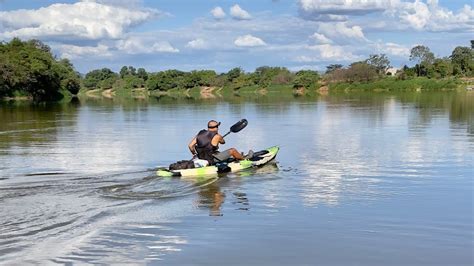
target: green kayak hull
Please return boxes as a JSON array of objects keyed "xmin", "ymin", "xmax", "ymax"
[{"xmin": 157, "ymin": 146, "xmax": 279, "ymax": 177}]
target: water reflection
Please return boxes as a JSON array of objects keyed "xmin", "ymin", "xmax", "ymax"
[
  {"xmin": 1, "ymin": 91, "xmax": 472, "ymax": 265},
  {"xmin": 195, "ymin": 181, "xmax": 226, "ymax": 216}
]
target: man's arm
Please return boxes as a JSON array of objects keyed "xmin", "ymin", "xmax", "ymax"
[
  {"xmin": 211, "ymin": 134, "xmax": 225, "ymax": 147},
  {"xmin": 188, "ymin": 137, "xmax": 197, "ymax": 155}
]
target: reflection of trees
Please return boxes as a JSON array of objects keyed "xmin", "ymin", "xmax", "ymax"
[
  {"xmin": 448, "ymin": 92, "xmax": 473, "ymax": 134},
  {"xmin": 323, "ymin": 91, "xmax": 473, "ymax": 135},
  {"xmin": 0, "ymin": 102, "xmax": 78, "ymax": 150},
  {"xmin": 397, "ymin": 91, "xmax": 473, "ymax": 134}
]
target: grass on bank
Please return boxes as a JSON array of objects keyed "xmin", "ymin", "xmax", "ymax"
[
  {"xmin": 329, "ymin": 77, "xmax": 461, "ymax": 92},
  {"xmin": 71, "ymin": 77, "xmax": 468, "ymax": 101}
]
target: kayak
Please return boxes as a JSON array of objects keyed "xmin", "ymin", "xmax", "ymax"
[{"xmin": 157, "ymin": 146, "xmax": 279, "ymax": 177}]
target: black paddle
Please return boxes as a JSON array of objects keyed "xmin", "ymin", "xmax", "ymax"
[{"xmin": 222, "ymin": 119, "xmax": 248, "ymax": 138}]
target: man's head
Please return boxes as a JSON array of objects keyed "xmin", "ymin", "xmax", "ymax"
[{"xmin": 207, "ymin": 120, "xmax": 221, "ymax": 131}]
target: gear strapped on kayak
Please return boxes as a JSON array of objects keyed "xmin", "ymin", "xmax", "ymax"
[{"xmin": 159, "ymin": 146, "xmax": 279, "ymax": 177}]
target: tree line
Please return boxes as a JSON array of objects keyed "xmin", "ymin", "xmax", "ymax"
[
  {"xmin": 325, "ymin": 42, "xmax": 474, "ymax": 83},
  {"xmin": 83, "ymin": 65, "xmax": 320, "ymax": 92},
  {"xmin": 0, "ymin": 38, "xmax": 472, "ymax": 101},
  {"xmin": 0, "ymin": 38, "xmax": 81, "ymax": 101}
]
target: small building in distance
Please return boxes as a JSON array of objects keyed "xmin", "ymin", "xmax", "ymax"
[{"xmin": 385, "ymin": 67, "xmax": 400, "ymax": 76}]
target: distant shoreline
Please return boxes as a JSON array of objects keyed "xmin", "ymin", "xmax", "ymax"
[{"xmin": 2, "ymin": 77, "xmax": 473, "ymax": 103}]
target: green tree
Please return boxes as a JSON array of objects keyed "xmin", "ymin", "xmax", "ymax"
[
  {"xmin": 325, "ymin": 64, "xmax": 343, "ymax": 74},
  {"xmin": 123, "ymin": 75, "xmax": 144, "ymax": 89},
  {"xmin": 346, "ymin": 62, "xmax": 378, "ymax": 82},
  {"xmin": 119, "ymin": 66, "xmax": 128, "ymax": 78},
  {"xmin": 227, "ymin": 67, "xmax": 242, "ymax": 82},
  {"xmin": 55, "ymin": 59, "xmax": 81, "ymax": 94},
  {"xmin": 146, "ymin": 70, "xmax": 185, "ymax": 91},
  {"xmin": 83, "ymin": 68, "xmax": 117, "ymax": 89},
  {"xmin": 450, "ymin": 46, "xmax": 473, "ymax": 76},
  {"xmin": 410, "ymin": 45, "xmax": 435, "ymax": 65},
  {"xmin": 137, "ymin": 68, "xmax": 148, "ymax": 81},
  {"xmin": 398, "ymin": 65, "xmax": 416, "ymax": 80},
  {"xmin": 0, "ymin": 38, "xmax": 79, "ymax": 101},
  {"xmin": 432, "ymin": 58, "xmax": 452, "ymax": 78},
  {"xmin": 410, "ymin": 45, "xmax": 435, "ymax": 76},
  {"xmin": 365, "ymin": 54, "xmax": 391, "ymax": 75},
  {"xmin": 292, "ymin": 70, "xmax": 319, "ymax": 89}
]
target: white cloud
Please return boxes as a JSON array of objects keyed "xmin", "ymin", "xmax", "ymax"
[
  {"xmin": 298, "ymin": 0, "xmax": 474, "ymax": 32},
  {"xmin": 310, "ymin": 33, "xmax": 332, "ymax": 44},
  {"xmin": 398, "ymin": 0, "xmax": 431, "ymax": 30},
  {"xmin": 374, "ymin": 42, "xmax": 410, "ymax": 57},
  {"xmin": 186, "ymin": 38, "xmax": 208, "ymax": 49},
  {"xmin": 83, "ymin": 0, "xmax": 144, "ymax": 8},
  {"xmin": 317, "ymin": 22, "xmax": 367, "ymax": 44},
  {"xmin": 57, "ymin": 43, "xmax": 112, "ymax": 59},
  {"xmin": 234, "ymin": 34, "xmax": 266, "ymax": 47},
  {"xmin": 395, "ymin": 0, "xmax": 474, "ymax": 31},
  {"xmin": 298, "ymin": 0, "xmax": 392, "ymax": 19},
  {"xmin": 117, "ymin": 36, "xmax": 179, "ymax": 54},
  {"xmin": 0, "ymin": 1, "xmax": 161, "ymax": 40},
  {"xmin": 303, "ymin": 44, "xmax": 358, "ymax": 61},
  {"xmin": 230, "ymin": 5, "xmax": 252, "ymax": 20},
  {"xmin": 211, "ymin": 6, "xmax": 226, "ymax": 19}
]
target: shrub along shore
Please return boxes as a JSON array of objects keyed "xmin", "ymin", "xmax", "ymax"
[{"xmin": 1, "ymin": 38, "xmax": 473, "ymax": 102}]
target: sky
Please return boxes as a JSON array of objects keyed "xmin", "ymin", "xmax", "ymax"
[{"xmin": 0, "ymin": 0, "xmax": 472, "ymax": 73}]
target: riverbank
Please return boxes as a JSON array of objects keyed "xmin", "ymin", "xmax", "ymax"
[
  {"xmin": 2, "ymin": 77, "xmax": 472, "ymax": 103},
  {"xmin": 76, "ymin": 77, "xmax": 471, "ymax": 100}
]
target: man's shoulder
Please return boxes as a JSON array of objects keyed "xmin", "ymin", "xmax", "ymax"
[{"xmin": 197, "ymin": 129, "xmax": 207, "ymax": 135}]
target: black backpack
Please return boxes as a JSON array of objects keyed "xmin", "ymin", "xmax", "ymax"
[{"xmin": 169, "ymin": 160, "xmax": 195, "ymax": 170}]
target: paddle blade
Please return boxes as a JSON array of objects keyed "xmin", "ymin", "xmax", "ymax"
[{"xmin": 230, "ymin": 119, "xmax": 248, "ymax": 133}]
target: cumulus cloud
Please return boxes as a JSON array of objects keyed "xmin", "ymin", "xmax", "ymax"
[
  {"xmin": 300, "ymin": 44, "xmax": 358, "ymax": 61},
  {"xmin": 211, "ymin": 6, "xmax": 226, "ymax": 19},
  {"xmin": 298, "ymin": 0, "xmax": 474, "ymax": 32},
  {"xmin": 0, "ymin": 1, "xmax": 161, "ymax": 40},
  {"xmin": 395, "ymin": 0, "xmax": 474, "ymax": 31},
  {"xmin": 57, "ymin": 43, "xmax": 112, "ymax": 59},
  {"xmin": 117, "ymin": 36, "xmax": 179, "ymax": 54},
  {"xmin": 186, "ymin": 38, "xmax": 208, "ymax": 49},
  {"xmin": 374, "ymin": 42, "xmax": 410, "ymax": 57},
  {"xmin": 310, "ymin": 33, "xmax": 332, "ymax": 44},
  {"xmin": 234, "ymin": 34, "xmax": 266, "ymax": 47},
  {"xmin": 317, "ymin": 22, "xmax": 367, "ymax": 44},
  {"xmin": 230, "ymin": 5, "xmax": 252, "ymax": 20},
  {"xmin": 298, "ymin": 0, "xmax": 391, "ymax": 20}
]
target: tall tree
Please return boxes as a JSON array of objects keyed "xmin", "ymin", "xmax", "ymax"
[
  {"xmin": 326, "ymin": 64, "xmax": 343, "ymax": 74},
  {"xmin": 119, "ymin": 66, "xmax": 128, "ymax": 78},
  {"xmin": 0, "ymin": 38, "xmax": 80, "ymax": 100},
  {"xmin": 410, "ymin": 45, "xmax": 435, "ymax": 65},
  {"xmin": 137, "ymin": 68, "xmax": 148, "ymax": 81},
  {"xmin": 227, "ymin": 67, "xmax": 242, "ymax": 82},
  {"xmin": 409, "ymin": 45, "xmax": 435, "ymax": 76},
  {"xmin": 450, "ymin": 46, "xmax": 473, "ymax": 76},
  {"xmin": 365, "ymin": 54, "xmax": 391, "ymax": 75}
]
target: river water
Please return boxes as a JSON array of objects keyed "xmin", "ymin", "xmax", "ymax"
[{"xmin": 0, "ymin": 92, "xmax": 473, "ymax": 265}]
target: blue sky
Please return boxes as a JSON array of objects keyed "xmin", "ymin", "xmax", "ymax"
[{"xmin": 0, "ymin": 0, "xmax": 472, "ymax": 73}]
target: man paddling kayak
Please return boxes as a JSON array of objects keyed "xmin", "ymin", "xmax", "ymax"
[{"xmin": 188, "ymin": 120, "xmax": 251, "ymax": 164}]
